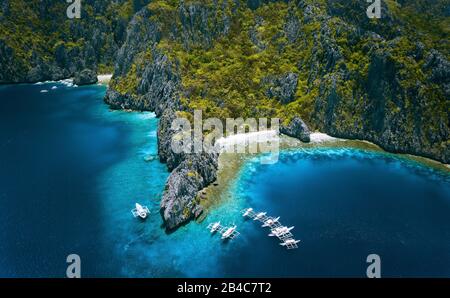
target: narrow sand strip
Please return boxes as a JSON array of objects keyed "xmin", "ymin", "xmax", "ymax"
[
  {"xmin": 97, "ymin": 74, "xmax": 112, "ymax": 85},
  {"xmin": 309, "ymin": 132, "xmax": 337, "ymax": 143},
  {"xmin": 216, "ymin": 130, "xmax": 279, "ymax": 152}
]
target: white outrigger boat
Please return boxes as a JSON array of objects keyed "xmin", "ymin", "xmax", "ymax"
[
  {"xmin": 241, "ymin": 206, "xmax": 300, "ymax": 249},
  {"xmin": 207, "ymin": 222, "xmax": 240, "ymax": 240},
  {"xmin": 262, "ymin": 217, "xmax": 280, "ymax": 227},
  {"xmin": 221, "ymin": 225, "xmax": 238, "ymax": 240},
  {"xmin": 280, "ymin": 239, "xmax": 300, "ymax": 249},
  {"xmin": 253, "ymin": 212, "xmax": 266, "ymax": 220},
  {"xmin": 269, "ymin": 226, "xmax": 294, "ymax": 237},
  {"xmin": 131, "ymin": 203, "xmax": 150, "ymax": 219},
  {"xmin": 242, "ymin": 208, "xmax": 253, "ymax": 217},
  {"xmin": 209, "ymin": 221, "xmax": 221, "ymax": 233}
]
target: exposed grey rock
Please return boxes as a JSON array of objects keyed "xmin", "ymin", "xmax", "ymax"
[
  {"xmin": 104, "ymin": 3, "xmax": 229, "ymax": 231},
  {"xmin": 27, "ymin": 64, "xmax": 47, "ymax": 83},
  {"xmin": 73, "ymin": 69, "xmax": 98, "ymax": 85},
  {"xmin": 263, "ymin": 72, "xmax": 299, "ymax": 104},
  {"xmin": 249, "ymin": 26, "xmax": 266, "ymax": 51},
  {"xmin": 311, "ymin": 43, "xmax": 449, "ymax": 164},
  {"xmin": 160, "ymin": 152, "xmax": 218, "ymax": 231},
  {"xmin": 157, "ymin": 107, "xmax": 219, "ymax": 231},
  {"xmin": 114, "ymin": 7, "xmax": 161, "ymax": 77},
  {"xmin": 281, "ymin": 116, "xmax": 311, "ymax": 142},
  {"xmin": 157, "ymin": 109, "xmax": 186, "ymax": 170},
  {"xmin": 178, "ymin": 0, "xmax": 233, "ymax": 49},
  {"xmin": 413, "ymin": 42, "xmax": 425, "ymax": 60},
  {"xmin": 326, "ymin": 0, "xmax": 399, "ymax": 39},
  {"xmin": 284, "ymin": 7, "xmax": 300, "ymax": 43},
  {"xmin": 49, "ymin": 64, "xmax": 66, "ymax": 81},
  {"xmin": 138, "ymin": 49, "xmax": 182, "ymax": 116},
  {"xmin": 320, "ymin": 21, "xmax": 343, "ymax": 71},
  {"xmin": 423, "ymin": 49, "xmax": 450, "ymax": 85},
  {"xmin": 104, "ymin": 88, "xmax": 136, "ymax": 109},
  {"xmin": 102, "ymin": 0, "xmax": 449, "ymax": 233}
]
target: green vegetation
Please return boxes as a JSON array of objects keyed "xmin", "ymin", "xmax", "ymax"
[
  {"xmin": 132, "ymin": 0, "xmax": 446, "ymax": 127},
  {"xmin": 0, "ymin": 0, "xmax": 141, "ymax": 77},
  {"xmin": 152, "ymin": 1, "xmax": 311, "ymax": 122}
]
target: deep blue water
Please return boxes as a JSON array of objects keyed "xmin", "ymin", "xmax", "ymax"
[
  {"xmin": 226, "ymin": 150, "xmax": 450, "ymax": 277},
  {"xmin": 0, "ymin": 84, "xmax": 449, "ymax": 277}
]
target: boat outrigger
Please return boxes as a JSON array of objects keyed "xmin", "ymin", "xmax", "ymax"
[
  {"xmin": 131, "ymin": 203, "xmax": 150, "ymax": 219},
  {"xmin": 269, "ymin": 226, "xmax": 294, "ymax": 237},
  {"xmin": 221, "ymin": 225, "xmax": 237, "ymax": 240},
  {"xmin": 243, "ymin": 208, "xmax": 253, "ymax": 217},
  {"xmin": 241, "ymin": 207, "xmax": 300, "ymax": 249},
  {"xmin": 206, "ymin": 222, "xmax": 240, "ymax": 240},
  {"xmin": 280, "ymin": 239, "xmax": 300, "ymax": 249},
  {"xmin": 209, "ymin": 221, "xmax": 221, "ymax": 233},
  {"xmin": 254, "ymin": 212, "xmax": 267, "ymax": 220},
  {"xmin": 262, "ymin": 217, "xmax": 280, "ymax": 227}
]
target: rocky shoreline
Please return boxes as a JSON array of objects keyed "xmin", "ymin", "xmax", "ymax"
[{"xmin": 105, "ymin": 88, "xmax": 219, "ymax": 231}]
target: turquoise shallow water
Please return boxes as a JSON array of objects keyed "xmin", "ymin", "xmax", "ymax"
[{"xmin": 0, "ymin": 84, "xmax": 449, "ymax": 277}]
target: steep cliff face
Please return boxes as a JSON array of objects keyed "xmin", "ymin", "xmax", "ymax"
[
  {"xmin": 0, "ymin": 0, "xmax": 146, "ymax": 83},
  {"xmin": 305, "ymin": 0, "xmax": 449, "ymax": 163},
  {"xmin": 104, "ymin": 3, "xmax": 223, "ymax": 230}
]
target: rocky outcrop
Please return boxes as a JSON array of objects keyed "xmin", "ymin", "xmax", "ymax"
[
  {"xmin": 423, "ymin": 49, "xmax": 450, "ymax": 97},
  {"xmin": 25, "ymin": 61, "xmax": 68, "ymax": 83},
  {"xmin": 0, "ymin": 0, "xmax": 446, "ymax": 235},
  {"xmin": 73, "ymin": 69, "xmax": 98, "ymax": 85},
  {"xmin": 157, "ymin": 109, "xmax": 185, "ymax": 170},
  {"xmin": 113, "ymin": 8, "xmax": 161, "ymax": 78},
  {"xmin": 281, "ymin": 117, "xmax": 311, "ymax": 142},
  {"xmin": 138, "ymin": 50, "xmax": 182, "ymax": 115},
  {"xmin": 156, "ymin": 107, "xmax": 218, "ymax": 230},
  {"xmin": 263, "ymin": 72, "xmax": 299, "ymax": 104},
  {"xmin": 0, "ymin": 40, "xmax": 26, "ymax": 83},
  {"xmin": 177, "ymin": 0, "xmax": 232, "ymax": 49},
  {"xmin": 160, "ymin": 152, "xmax": 218, "ymax": 230},
  {"xmin": 309, "ymin": 38, "xmax": 450, "ymax": 163},
  {"xmin": 104, "ymin": 5, "xmax": 220, "ymax": 231},
  {"xmin": 104, "ymin": 89, "xmax": 136, "ymax": 110}
]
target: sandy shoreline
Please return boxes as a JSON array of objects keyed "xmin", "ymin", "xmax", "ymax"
[
  {"xmin": 97, "ymin": 74, "xmax": 112, "ymax": 85},
  {"xmin": 33, "ymin": 74, "xmax": 113, "ymax": 86}
]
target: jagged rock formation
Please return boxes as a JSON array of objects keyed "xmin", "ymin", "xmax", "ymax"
[
  {"xmin": 161, "ymin": 152, "xmax": 218, "ymax": 230},
  {"xmin": 263, "ymin": 72, "xmax": 299, "ymax": 104},
  {"xmin": 73, "ymin": 69, "xmax": 98, "ymax": 85},
  {"xmin": 281, "ymin": 116, "xmax": 311, "ymax": 142},
  {"xmin": 105, "ymin": 4, "xmax": 222, "ymax": 230}
]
